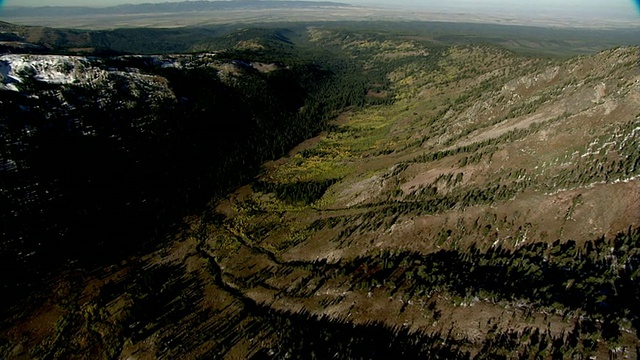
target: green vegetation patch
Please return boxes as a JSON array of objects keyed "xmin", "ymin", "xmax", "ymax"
[{"xmin": 253, "ymin": 178, "xmax": 340, "ymax": 205}]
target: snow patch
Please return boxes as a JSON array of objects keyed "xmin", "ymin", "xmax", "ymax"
[{"xmin": 0, "ymin": 54, "xmax": 93, "ymax": 90}]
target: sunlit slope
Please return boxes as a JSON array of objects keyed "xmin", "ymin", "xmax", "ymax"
[
  {"xmin": 190, "ymin": 34, "xmax": 639, "ymax": 356},
  {"xmin": 236, "ymin": 40, "xmax": 639, "ymax": 260}
]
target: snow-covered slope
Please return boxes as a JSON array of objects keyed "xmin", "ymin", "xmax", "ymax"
[
  {"xmin": 0, "ymin": 53, "xmax": 193, "ymax": 92},
  {"xmin": 0, "ymin": 54, "xmax": 96, "ymax": 90}
]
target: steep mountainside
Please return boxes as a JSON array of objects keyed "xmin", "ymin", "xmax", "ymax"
[
  {"xmin": 1, "ymin": 25, "xmax": 639, "ymax": 359},
  {"xmin": 173, "ymin": 40, "xmax": 639, "ymax": 358},
  {"xmin": 0, "ymin": 34, "xmax": 374, "ymax": 322}
]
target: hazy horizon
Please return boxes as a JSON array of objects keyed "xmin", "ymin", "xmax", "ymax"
[{"xmin": 4, "ymin": 0, "xmax": 639, "ymax": 16}]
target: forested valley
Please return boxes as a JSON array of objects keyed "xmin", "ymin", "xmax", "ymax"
[{"xmin": 1, "ymin": 21, "xmax": 639, "ymax": 358}]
